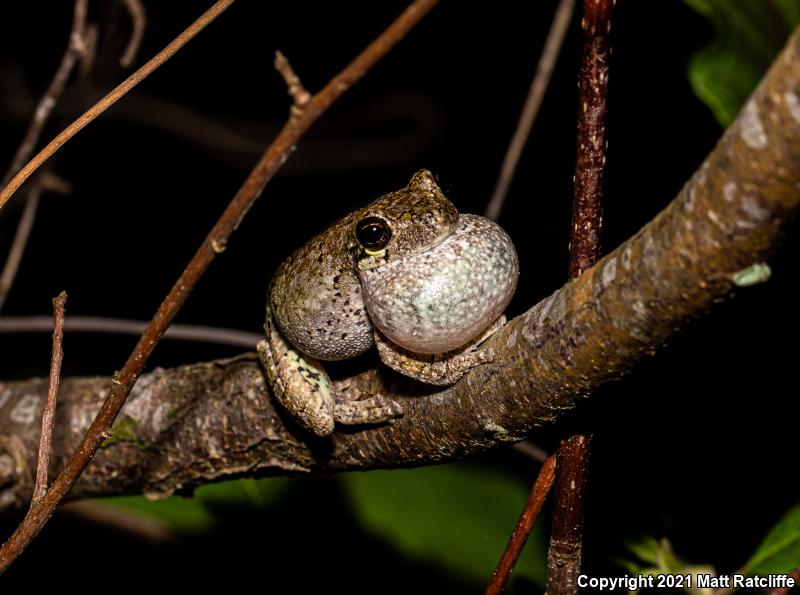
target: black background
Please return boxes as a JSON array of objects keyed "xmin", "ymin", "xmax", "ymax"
[{"xmin": 0, "ymin": 1, "xmax": 797, "ymax": 592}]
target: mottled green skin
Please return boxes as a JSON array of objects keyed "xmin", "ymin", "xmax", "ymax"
[{"xmin": 269, "ymin": 170, "xmax": 458, "ymax": 361}]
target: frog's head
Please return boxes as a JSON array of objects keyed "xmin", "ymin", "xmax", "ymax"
[{"xmin": 355, "ymin": 170, "xmax": 459, "ymax": 271}]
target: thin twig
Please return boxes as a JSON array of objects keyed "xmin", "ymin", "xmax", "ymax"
[
  {"xmin": 275, "ymin": 51, "xmax": 311, "ymax": 113},
  {"xmin": 0, "ymin": 0, "xmax": 88, "ymax": 191},
  {"xmin": 485, "ymin": 0, "xmax": 576, "ymax": 221},
  {"xmin": 486, "ymin": 455, "xmax": 557, "ymax": 595},
  {"xmin": 120, "ymin": 0, "xmax": 147, "ymax": 68},
  {"xmin": 31, "ymin": 292, "xmax": 67, "ymax": 505},
  {"xmin": 0, "ymin": 0, "xmax": 438, "ymax": 573},
  {"xmin": 511, "ymin": 441, "xmax": 548, "ymax": 463},
  {"xmin": 0, "ymin": 315, "xmax": 261, "ymax": 349},
  {"xmin": 547, "ymin": 1, "xmax": 613, "ymax": 594},
  {"xmin": 0, "ymin": 0, "xmax": 87, "ymax": 312},
  {"xmin": 0, "ymin": 0, "xmax": 235, "ymax": 212},
  {"xmin": 567, "ymin": 0, "xmax": 612, "ymax": 279},
  {"xmin": 0, "ymin": 186, "xmax": 42, "ymax": 312},
  {"xmin": 61, "ymin": 501, "xmax": 176, "ymax": 542},
  {"xmin": 547, "ymin": 435, "xmax": 592, "ymax": 594}
]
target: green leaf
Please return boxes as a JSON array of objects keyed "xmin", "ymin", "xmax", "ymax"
[
  {"xmin": 742, "ymin": 502, "xmax": 800, "ymax": 575},
  {"xmin": 624, "ymin": 535, "xmax": 663, "ymax": 566},
  {"xmin": 342, "ymin": 462, "xmax": 548, "ymax": 587},
  {"xmin": 684, "ymin": 0, "xmax": 800, "ymax": 125}
]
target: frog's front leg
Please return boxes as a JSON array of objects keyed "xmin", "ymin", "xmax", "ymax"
[
  {"xmin": 259, "ymin": 315, "xmax": 403, "ymax": 437},
  {"xmin": 375, "ymin": 315, "xmax": 506, "ymax": 386},
  {"xmin": 258, "ymin": 316, "xmax": 336, "ymax": 437}
]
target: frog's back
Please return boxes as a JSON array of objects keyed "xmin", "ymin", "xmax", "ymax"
[{"xmin": 269, "ymin": 216, "xmax": 375, "ymax": 361}]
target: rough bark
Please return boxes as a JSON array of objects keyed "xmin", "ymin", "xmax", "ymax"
[{"xmin": 2, "ymin": 26, "xmax": 800, "ymax": 509}]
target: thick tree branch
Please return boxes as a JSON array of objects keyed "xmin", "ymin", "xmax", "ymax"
[{"xmin": 1, "ymin": 21, "xmax": 800, "ymax": 509}]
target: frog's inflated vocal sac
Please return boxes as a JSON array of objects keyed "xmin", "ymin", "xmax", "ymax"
[{"xmin": 259, "ymin": 170, "xmax": 519, "ymax": 437}]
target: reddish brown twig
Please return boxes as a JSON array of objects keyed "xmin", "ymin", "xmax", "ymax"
[
  {"xmin": 485, "ymin": 0, "xmax": 576, "ymax": 221},
  {"xmin": 275, "ymin": 51, "xmax": 311, "ymax": 113},
  {"xmin": 567, "ymin": 0, "xmax": 612, "ymax": 279},
  {"xmin": 548, "ymin": 1, "xmax": 613, "ymax": 593},
  {"xmin": 0, "ymin": 0, "xmax": 438, "ymax": 573},
  {"xmin": 0, "ymin": 0, "xmax": 235, "ymax": 211},
  {"xmin": 0, "ymin": 315, "xmax": 261, "ymax": 348},
  {"xmin": 31, "ymin": 292, "xmax": 67, "ymax": 504},
  {"xmin": 547, "ymin": 435, "xmax": 592, "ymax": 594},
  {"xmin": 120, "ymin": 0, "xmax": 147, "ymax": 68},
  {"xmin": 486, "ymin": 455, "xmax": 557, "ymax": 595}
]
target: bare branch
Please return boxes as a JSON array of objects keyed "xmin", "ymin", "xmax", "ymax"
[
  {"xmin": 0, "ymin": 0, "xmax": 88, "ymax": 191},
  {"xmin": 0, "ymin": 185, "xmax": 42, "ymax": 312},
  {"xmin": 120, "ymin": 0, "xmax": 147, "ymax": 68},
  {"xmin": 547, "ymin": 435, "xmax": 592, "ymax": 594},
  {"xmin": 31, "ymin": 292, "xmax": 67, "ymax": 504},
  {"xmin": 0, "ymin": 0, "xmax": 235, "ymax": 211},
  {"xmin": 274, "ymin": 51, "xmax": 311, "ymax": 113},
  {"xmin": 568, "ymin": 0, "xmax": 612, "ymax": 279},
  {"xmin": 486, "ymin": 455, "xmax": 557, "ymax": 594},
  {"xmin": 0, "ymin": 316, "xmax": 261, "ymax": 349},
  {"xmin": 0, "ymin": 0, "xmax": 88, "ymax": 312},
  {"xmin": 485, "ymin": 0, "xmax": 576, "ymax": 221},
  {"xmin": 0, "ymin": 0, "xmax": 439, "ymax": 573}
]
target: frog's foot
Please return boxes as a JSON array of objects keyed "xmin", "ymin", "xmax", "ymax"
[
  {"xmin": 333, "ymin": 394, "xmax": 404, "ymax": 427},
  {"xmin": 374, "ymin": 314, "xmax": 507, "ymax": 386},
  {"xmin": 258, "ymin": 325, "xmax": 336, "ymax": 438}
]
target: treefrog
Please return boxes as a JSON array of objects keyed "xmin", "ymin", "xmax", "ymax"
[{"xmin": 259, "ymin": 170, "xmax": 518, "ymax": 437}]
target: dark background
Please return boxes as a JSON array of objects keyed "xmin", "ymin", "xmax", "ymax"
[{"xmin": 0, "ymin": 0, "xmax": 797, "ymax": 592}]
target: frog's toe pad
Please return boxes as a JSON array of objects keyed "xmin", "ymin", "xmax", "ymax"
[{"xmin": 334, "ymin": 395, "xmax": 403, "ymax": 426}]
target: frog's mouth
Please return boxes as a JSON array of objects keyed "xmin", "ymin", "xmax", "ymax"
[{"xmin": 357, "ymin": 249, "xmax": 389, "ymax": 271}]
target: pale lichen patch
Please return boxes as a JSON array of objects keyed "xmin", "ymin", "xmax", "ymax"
[
  {"xmin": 621, "ymin": 243, "xmax": 633, "ymax": 270},
  {"xmin": 784, "ymin": 87, "xmax": 800, "ymax": 125},
  {"xmin": 684, "ymin": 185, "xmax": 697, "ymax": 212},
  {"xmin": 602, "ymin": 257, "xmax": 617, "ymax": 287},
  {"xmin": 506, "ymin": 328, "xmax": 518, "ymax": 349},
  {"xmin": 741, "ymin": 195, "xmax": 770, "ymax": 223},
  {"xmin": 732, "ymin": 262, "xmax": 772, "ymax": 286},
  {"xmin": 740, "ymin": 101, "xmax": 768, "ymax": 149},
  {"xmin": 707, "ymin": 208, "xmax": 724, "ymax": 230},
  {"xmin": 723, "ymin": 182, "xmax": 737, "ymax": 203}
]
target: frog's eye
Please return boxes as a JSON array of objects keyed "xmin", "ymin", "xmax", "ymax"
[{"xmin": 355, "ymin": 216, "xmax": 392, "ymax": 251}]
